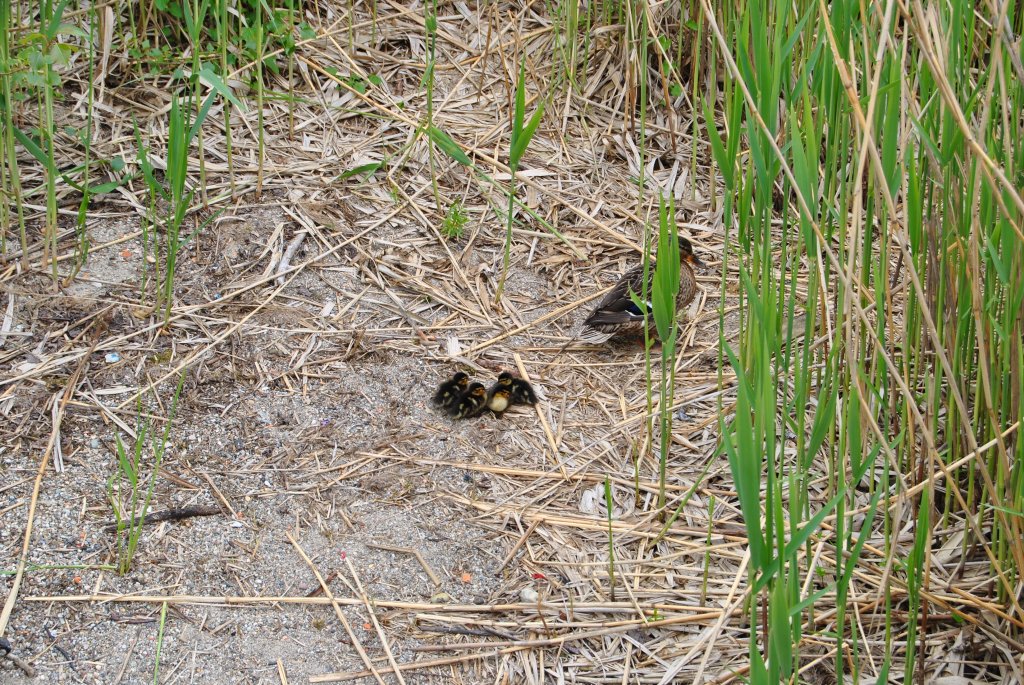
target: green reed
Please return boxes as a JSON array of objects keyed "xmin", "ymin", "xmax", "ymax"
[
  {"xmin": 495, "ymin": 58, "xmax": 545, "ymax": 303},
  {"xmin": 701, "ymin": 0, "xmax": 1024, "ymax": 679}
]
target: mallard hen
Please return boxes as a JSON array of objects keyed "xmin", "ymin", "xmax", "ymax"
[{"xmin": 578, "ymin": 237, "xmax": 704, "ymax": 344}]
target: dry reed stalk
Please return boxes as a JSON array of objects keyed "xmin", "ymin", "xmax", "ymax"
[
  {"xmin": 0, "ymin": 315, "xmax": 108, "ymax": 636},
  {"xmin": 288, "ymin": 532, "xmax": 389, "ymax": 685},
  {"xmin": 26, "ymin": 593, "xmax": 725, "ymax": 617}
]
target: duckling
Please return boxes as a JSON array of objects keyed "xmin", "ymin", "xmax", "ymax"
[
  {"xmin": 486, "ymin": 385, "xmax": 513, "ymax": 416},
  {"xmin": 493, "ymin": 371, "xmax": 515, "ymax": 389},
  {"xmin": 433, "ymin": 371, "xmax": 469, "ymax": 412},
  {"xmin": 578, "ymin": 236, "xmax": 705, "ymax": 344},
  {"xmin": 490, "ymin": 371, "xmax": 537, "ymax": 409},
  {"xmin": 508, "ymin": 377, "xmax": 538, "ymax": 405},
  {"xmin": 451, "ymin": 382, "xmax": 487, "ymax": 418}
]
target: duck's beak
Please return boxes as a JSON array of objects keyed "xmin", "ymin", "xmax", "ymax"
[{"xmin": 684, "ymin": 252, "xmax": 707, "ymax": 269}]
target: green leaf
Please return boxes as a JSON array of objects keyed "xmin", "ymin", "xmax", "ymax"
[
  {"xmin": 510, "ymin": 103, "xmax": 544, "ymax": 168},
  {"xmin": 806, "ymin": 378, "xmax": 836, "ymax": 458},
  {"xmin": 511, "ymin": 60, "xmax": 527, "ymax": 154},
  {"xmin": 188, "ymin": 91, "xmax": 219, "ymax": 145},
  {"xmin": 984, "ymin": 236, "xmax": 1010, "ymax": 284},
  {"xmin": 43, "ymin": 0, "xmax": 71, "ymax": 38},
  {"xmin": 652, "ymin": 196, "xmax": 680, "ymax": 341},
  {"xmin": 198, "ymin": 63, "xmax": 246, "ymax": 111},
  {"xmin": 721, "ymin": 342, "xmax": 767, "ymax": 570},
  {"xmin": 838, "ymin": 487, "xmax": 882, "ymax": 589},
  {"xmin": 336, "ymin": 162, "xmax": 383, "ymax": 181},
  {"xmin": 87, "ymin": 177, "xmax": 133, "ymax": 195},
  {"xmin": 343, "ymin": 75, "xmax": 366, "ymax": 93},
  {"xmin": 12, "ymin": 127, "xmax": 56, "ymax": 175},
  {"xmin": 768, "ymin": 579, "xmax": 793, "ymax": 680},
  {"xmin": 114, "ymin": 434, "xmax": 137, "ymax": 487},
  {"xmin": 748, "ymin": 639, "xmax": 768, "ymax": 682},
  {"xmin": 132, "ymin": 118, "xmax": 168, "ymax": 200},
  {"xmin": 703, "ymin": 102, "xmax": 732, "ymax": 188},
  {"xmin": 54, "ymin": 23, "xmax": 87, "ymax": 39},
  {"xmin": 779, "ymin": 4, "xmax": 813, "ymax": 63},
  {"xmin": 427, "ymin": 126, "xmax": 472, "ymax": 166},
  {"xmin": 180, "ymin": 199, "xmax": 218, "ymax": 247},
  {"xmin": 182, "ymin": 0, "xmax": 195, "ymax": 36}
]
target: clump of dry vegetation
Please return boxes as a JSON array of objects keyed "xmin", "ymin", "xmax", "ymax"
[{"xmin": 1, "ymin": 0, "xmax": 1022, "ymax": 683}]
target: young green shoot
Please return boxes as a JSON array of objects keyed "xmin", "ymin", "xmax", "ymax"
[
  {"xmin": 603, "ymin": 476, "xmax": 616, "ymax": 601},
  {"xmin": 441, "ymin": 201, "xmax": 469, "ymax": 240},
  {"xmin": 66, "ymin": 0, "xmax": 97, "ymax": 284},
  {"xmin": 495, "ymin": 58, "xmax": 545, "ymax": 304},
  {"xmin": 153, "ymin": 601, "xmax": 168, "ymax": 684},
  {"xmin": 650, "ymin": 196, "xmax": 682, "ymax": 514},
  {"xmin": 630, "ymin": 196, "xmax": 682, "ymax": 517},
  {"xmin": 0, "ymin": 0, "xmax": 27, "ymax": 262},
  {"xmin": 107, "ymin": 373, "xmax": 186, "ymax": 575},
  {"xmin": 423, "ymin": 0, "xmax": 443, "ymax": 214},
  {"xmin": 134, "ymin": 92, "xmax": 220, "ymax": 324}
]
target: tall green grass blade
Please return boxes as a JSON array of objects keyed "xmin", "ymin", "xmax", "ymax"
[
  {"xmin": 496, "ymin": 58, "xmax": 545, "ymax": 303},
  {"xmin": 721, "ymin": 342, "xmax": 767, "ymax": 571},
  {"xmin": 603, "ymin": 476, "xmax": 616, "ymax": 600},
  {"xmin": 197, "ymin": 64, "xmax": 245, "ymax": 112},
  {"xmin": 153, "ymin": 601, "xmax": 168, "ymax": 684},
  {"xmin": 767, "ymin": 577, "xmax": 792, "ymax": 681},
  {"xmin": 427, "ymin": 126, "xmax": 472, "ymax": 167},
  {"xmin": 509, "ymin": 105, "xmax": 545, "ymax": 168}
]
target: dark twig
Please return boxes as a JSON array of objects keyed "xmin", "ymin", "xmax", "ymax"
[{"xmin": 103, "ymin": 506, "xmax": 222, "ymax": 533}]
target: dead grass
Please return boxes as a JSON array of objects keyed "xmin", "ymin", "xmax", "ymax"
[{"xmin": 1, "ymin": 1, "xmax": 1019, "ymax": 684}]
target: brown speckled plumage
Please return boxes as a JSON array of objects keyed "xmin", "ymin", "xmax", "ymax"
[{"xmin": 578, "ymin": 237, "xmax": 704, "ymax": 344}]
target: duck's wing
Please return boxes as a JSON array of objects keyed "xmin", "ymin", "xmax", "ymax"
[{"xmin": 580, "ymin": 263, "xmax": 653, "ymax": 332}]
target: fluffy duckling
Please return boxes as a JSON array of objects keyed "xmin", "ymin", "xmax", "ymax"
[
  {"xmin": 486, "ymin": 385, "xmax": 513, "ymax": 416},
  {"xmin": 509, "ymin": 377, "xmax": 538, "ymax": 405},
  {"xmin": 488, "ymin": 371, "xmax": 537, "ymax": 411},
  {"xmin": 578, "ymin": 237, "xmax": 705, "ymax": 344},
  {"xmin": 451, "ymin": 382, "xmax": 487, "ymax": 418},
  {"xmin": 433, "ymin": 371, "xmax": 469, "ymax": 412}
]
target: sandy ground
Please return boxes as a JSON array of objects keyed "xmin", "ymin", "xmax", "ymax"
[
  {"xmin": 0, "ymin": 164, "xmax": 744, "ymax": 684},
  {"xmin": 6, "ymin": 1, "xmax": 1008, "ymax": 682}
]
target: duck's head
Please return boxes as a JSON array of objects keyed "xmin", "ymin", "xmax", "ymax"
[{"xmin": 678, "ymin": 237, "xmax": 706, "ymax": 269}]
